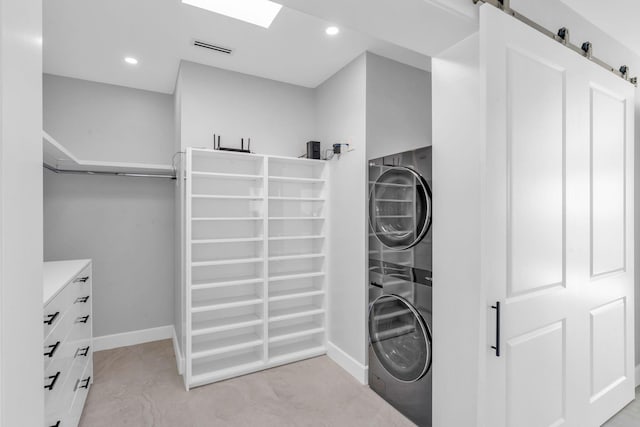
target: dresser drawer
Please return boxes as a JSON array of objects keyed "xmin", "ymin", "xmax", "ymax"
[
  {"xmin": 44, "ymin": 302, "xmax": 91, "ymax": 370},
  {"xmin": 44, "ymin": 267, "xmax": 91, "ymax": 340},
  {"xmin": 68, "ymin": 359, "xmax": 93, "ymax": 427}
]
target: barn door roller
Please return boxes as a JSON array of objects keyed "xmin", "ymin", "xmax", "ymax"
[{"xmin": 473, "ymin": 0, "xmax": 637, "ymax": 86}]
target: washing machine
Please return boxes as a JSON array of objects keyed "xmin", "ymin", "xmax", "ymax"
[{"xmin": 367, "ymin": 146, "xmax": 432, "ymax": 427}]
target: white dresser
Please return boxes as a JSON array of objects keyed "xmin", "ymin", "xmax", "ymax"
[{"xmin": 43, "ymin": 260, "xmax": 93, "ymax": 427}]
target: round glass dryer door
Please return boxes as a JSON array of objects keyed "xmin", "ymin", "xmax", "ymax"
[
  {"xmin": 369, "ymin": 166, "xmax": 431, "ymax": 250},
  {"xmin": 368, "ymin": 295, "xmax": 432, "ymax": 383}
]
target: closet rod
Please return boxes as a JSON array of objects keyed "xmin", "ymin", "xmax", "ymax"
[{"xmin": 43, "ymin": 163, "xmax": 176, "ymax": 179}]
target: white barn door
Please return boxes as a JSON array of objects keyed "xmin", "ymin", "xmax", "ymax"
[{"xmin": 481, "ymin": 5, "xmax": 635, "ymax": 427}]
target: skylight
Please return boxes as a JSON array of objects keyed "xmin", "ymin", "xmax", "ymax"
[{"xmin": 182, "ymin": 0, "xmax": 283, "ymax": 29}]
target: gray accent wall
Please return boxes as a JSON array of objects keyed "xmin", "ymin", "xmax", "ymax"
[
  {"xmin": 43, "ymin": 74, "xmax": 175, "ymax": 337},
  {"xmin": 176, "ymin": 61, "xmax": 317, "ymax": 156}
]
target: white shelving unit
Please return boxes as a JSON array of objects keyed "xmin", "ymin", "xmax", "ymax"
[{"xmin": 184, "ymin": 149, "xmax": 327, "ymax": 389}]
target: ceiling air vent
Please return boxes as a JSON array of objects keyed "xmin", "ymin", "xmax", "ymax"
[{"xmin": 193, "ymin": 40, "xmax": 233, "ymax": 55}]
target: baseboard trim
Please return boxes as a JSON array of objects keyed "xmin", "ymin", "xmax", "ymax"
[
  {"xmin": 327, "ymin": 341, "xmax": 368, "ymax": 385},
  {"xmin": 172, "ymin": 327, "xmax": 184, "ymax": 376},
  {"xmin": 635, "ymin": 364, "xmax": 640, "ymax": 387},
  {"xmin": 93, "ymin": 325, "xmax": 174, "ymax": 352}
]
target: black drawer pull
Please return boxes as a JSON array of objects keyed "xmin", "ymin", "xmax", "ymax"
[
  {"xmin": 44, "ymin": 341, "xmax": 61, "ymax": 358},
  {"xmin": 44, "ymin": 311, "xmax": 60, "ymax": 326},
  {"xmin": 75, "ymin": 346, "xmax": 91, "ymax": 357},
  {"xmin": 44, "ymin": 371, "xmax": 60, "ymax": 391},
  {"xmin": 75, "ymin": 376, "xmax": 91, "ymax": 391},
  {"xmin": 75, "ymin": 296, "xmax": 90, "ymax": 304},
  {"xmin": 50, "ymin": 421, "xmax": 60, "ymax": 427},
  {"xmin": 74, "ymin": 276, "xmax": 90, "ymax": 283},
  {"xmin": 80, "ymin": 376, "xmax": 91, "ymax": 389},
  {"xmin": 75, "ymin": 315, "xmax": 90, "ymax": 324}
]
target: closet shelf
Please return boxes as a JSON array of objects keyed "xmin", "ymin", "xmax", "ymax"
[
  {"xmin": 192, "ymin": 334, "xmax": 263, "ymax": 359},
  {"xmin": 191, "ymin": 355, "xmax": 264, "ymax": 386},
  {"xmin": 192, "ymin": 257, "xmax": 263, "ymax": 267},
  {"xmin": 192, "ymin": 217, "xmax": 262, "ymax": 221},
  {"xmin": 269, "ymin": 176, "xmax": 326, "ymax": 184},
  {"xmin": 269, "ymin": 235, "xmax": 325, "ymax": 241},
  {"xmin": 268, "ymin": 253, "xmax": 325, "ymax": 262},
  {"xmin": 269, "ymin": 305, "xmax": 324, "ymax": 323},
  {"xmin": 191, "ymin": 295, "xmax": 263, "ymax": 313},
  {"xmin": 192, "ymin": 237, "xmax": 263, "ymax": 244},
  {"xmin": 192, "ymin": 171, "xmax": 263, "ymax": 180},
  {"xmin": 268, "ymin": 340, "xmax": 325, "ymax": 362},
  {"xmin": 269, "ymin": 272, "xmax": 325, "ymax": 282},
  {"xmin": 268, "ymin": 155, "xmax": 325, "ymax": 165},
  {"xmin": 43, "ymin": 131, "xmax": 174, "ymax": 176},
  {"xmin": 192, "ymin": 194, "xmax": 263, "ymax": 200},
  {"xmin": 269, "ymin": 289, "xmax": 324, "ymax": 302},
  {"xmin": 268, "ymin": 346, "xmax": 326, "ymax": 366},
  {"xmin": 269, "ymin": 196, "xmax": 324, "ymax": 201},
  {"xmin": 268, "ymin": 216, "xmax": 325, "ymax": 221},
  {"xmin": 269, "ymin": 324, "xmax": 324, "ymax": 343},
  {"xmin": 191, "ymin": 277, "xmax": 263, "ymax": 291},
  {"xmin": 192, "ymin": 314, "xmax": 263, "ymax": 336}
]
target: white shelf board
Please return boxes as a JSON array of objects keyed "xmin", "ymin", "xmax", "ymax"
[
  {"xmin": 192, "ymin": 277, "xmax": 264, "ymax": 291},
  {"xmin": 43, "ymin": 131, "xmax": 173, "ymax": 175},
  {"xmin": 269, "ymin": 289, "xmax": 324, "ymax": 302},
  {"xmin": 192, "ymin": 333, "xmax": 263, "ymax": 359},
  {"xmin": 191, "ymin": 295, "xmax": 263, "ymax": 313},
  {"xmin": 191, "ymin": 352, "xmax": 263, "ymax": 383},
  {"xmin": 269, "ymin": 176, "xmax": 326, "ymax": 184},
  {"xmin": 192, "ymin": 217, "xmax": 262, "ymax": 221},
  {"xmin": 192, "ymin": 237, "xmax": 263, "ymax": 245},
  {"xmin": 267, "ymin": 346, "xmax": 326, "ymax": 366},
  {"xmin": 268, "ymin": 253, "xmax": 325, "ymax": 262},
  {"xmin": 269, "ymin": 323, "xmax": 324, "ymax": 343},
  {"xmin": 192, "ymin": 257, "xmax": 263, "ymax": 267},
  {"xmin": 268, "ymin": 217, "xmax": 325, "ymax": 221},
  {"xmin": 268, "ymin": 155, "xmax": 326, "ymax": 165},
  {"xmin": 192, "ymin": 314, "xmax": 263, "ymax": 336},
  {"xmin": 269, "ymin": 196, "xmax": 324, "ymax": 202},
  {"xmin": 269, "ymin": 235, "xmax": 325, "ymax": 241},
  {"xmin": 192, "ymin": 194, "xmax": 263, "ymax": 200},
  {"xmin": 268, "ymin": 272, "xmax": 325, "ymax": 282},
  {"xmin": 192, "ymin": 171, "xmax": 263, "ymax": 180},
  {"xmin": 269, "ymin": 305, "xmax": 324, "ymax": 323},
  {"xmin": 191, "ymin": 148, "xmax": 264, "ymax": 161}
]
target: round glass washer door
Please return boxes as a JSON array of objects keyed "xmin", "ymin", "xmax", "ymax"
[
  {"xmin": 368, "ymin": 294, "xmax": 432, "ymax": 383},
  {"xmin": 369, "ymin": 166, "xmax": 431, "ymax": 251}
]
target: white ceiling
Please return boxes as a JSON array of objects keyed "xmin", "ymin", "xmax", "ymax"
[
  {"xmin": 558, "ymin": 0, "xmax": 640, "ymax": 58},
  {"xmin": 44, "ymin": 0, "xmax": 432, "ymax": 94},
  {"xmin": 276, "ymin": 0, "xmax": 479, "ymax": 57}
]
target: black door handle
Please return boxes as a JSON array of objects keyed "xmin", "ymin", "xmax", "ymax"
[
  {"xmin": 49, "ymin": 421, "xmax": 60, "ymax": 427},
  {"xmin": 74, "ymin": 276, "xmax": 90, "ymax": 283},
  {"xmin": 491, "ymin": 301, "xmax": 501, "ymax": 357},
  {"xmin": 44, "ymin": 341, "xmax": 61, "ymax": 358},
  {"xmin": 75, "ymin": 295, "xmax": 90, "ymax": 303}
]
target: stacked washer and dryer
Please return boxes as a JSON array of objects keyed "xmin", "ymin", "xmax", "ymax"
[{"xmin": 368, "ymin": 146, "xmax": 433, "ymax": 427}]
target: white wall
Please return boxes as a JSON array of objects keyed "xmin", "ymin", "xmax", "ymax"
[
  {"xmin": 366, "ymin": 52, "xmax": 432, "ymax": 160},
  {"xmin": 432, "ymin": 33, "xmax": 483, "ymax": 427},
  {"xmin": 0, "ymin": 0, "xmax": 43, "ymax": 425},
  {"xmin": 43, "ymin": 75, "xmax": 175, "ymax": 337},
  {"xmin": 177, "ymin": 61, "xmax": 316, "ymax": 156},
  {"xmin": 316, "ymin": 54, "xmax": 369, "ymax": 377}
]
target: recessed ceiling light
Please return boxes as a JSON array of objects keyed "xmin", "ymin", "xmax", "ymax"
[
  {"xmin": 326, "ymin": 26, "xmax": 340, "ymax": 36},
  {"xmin": 182, "ymin": 0, "xmax": 282, "ymax": 29},
  {"xmin": 124, "ymin": 57, "xmax": 139, "ymax": 65}
]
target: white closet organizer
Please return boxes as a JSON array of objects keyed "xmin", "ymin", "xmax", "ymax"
[{"xmin": 184, "ymin": 148, "xmax": 328, "ymax": 388}]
